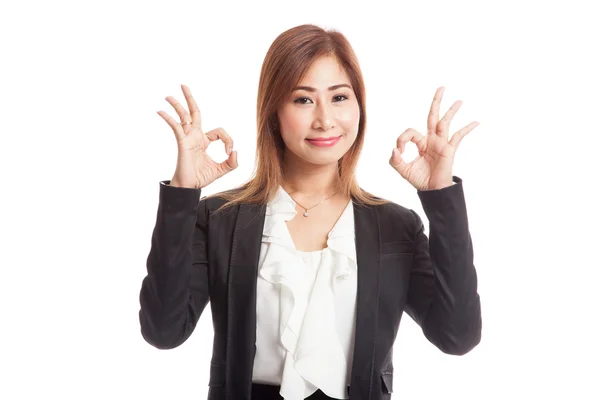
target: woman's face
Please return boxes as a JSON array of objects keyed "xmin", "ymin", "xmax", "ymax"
[{"xmin": 277, "ymin": 55, "xmax": 360, "ymax": 166}]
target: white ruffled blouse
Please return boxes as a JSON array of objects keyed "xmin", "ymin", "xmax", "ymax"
[{"xmin": 251, "ymin": 185, "xmax": 358, "ymax": 400}]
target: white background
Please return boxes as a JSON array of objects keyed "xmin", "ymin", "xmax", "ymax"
[{"xmin": 1, "ymin": 0, "xmax": 599, "ymax": 399}]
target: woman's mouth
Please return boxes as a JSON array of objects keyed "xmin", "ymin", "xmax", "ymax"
[{"xmin": 305, "ymin": 135, "xmax": 342, "ymax": 147}]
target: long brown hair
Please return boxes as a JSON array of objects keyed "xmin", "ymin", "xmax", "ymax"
[{"xmin": 209, "ymin": 24, "xmax": 389, "ymax": 213}]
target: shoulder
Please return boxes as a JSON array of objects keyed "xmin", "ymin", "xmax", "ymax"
[
  {"xmin": 198, "ymin": 185, "xmax": 252, "ymax": 218},
  {"xmin": 378, "ymin": 200, "xmax": 419, "ymax": 227},
  {"xmin": 200, "ymin": 188, "xmax": 242, "ymax": 205},
  {"xmin": 356, "ymin": 189, "xmax": 416, "ymax": 222},
  {"xmin": 356, "ymin": 190, "xmax": 421, "ymax": 237},
  {"xmin": 200, "ymin": 187, "xmax": 243, "ymax": 206},
  {"xmin": 378, "ymin": 200, "xmax": 415, "ymax": 219}
]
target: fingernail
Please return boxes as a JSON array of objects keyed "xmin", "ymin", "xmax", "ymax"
[{"xmin": 227, "ymin": 147, "xmax": 232, "ymax": 155}]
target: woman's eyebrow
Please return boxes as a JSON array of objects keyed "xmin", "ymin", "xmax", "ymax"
[{"xmin": 291, "ymin": 83, "xmax": 352, "ymax": 92}]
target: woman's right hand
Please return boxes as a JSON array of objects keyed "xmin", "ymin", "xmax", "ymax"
[{"xmin": 157, "ymin": 84, "xmax": 238, "ymax": 189}]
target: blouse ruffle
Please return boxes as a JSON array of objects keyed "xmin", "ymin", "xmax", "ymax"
[{"xmin": 259, "ymin": 185, "xmax": 356, "ymax": 399}]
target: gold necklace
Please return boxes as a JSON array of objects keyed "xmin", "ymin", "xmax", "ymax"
[{"xmin": 288, "ymin": 191, "xmax": 339, "ymax": 217}]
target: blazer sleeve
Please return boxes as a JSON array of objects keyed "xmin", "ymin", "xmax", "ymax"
[
  {"xmin": 404, "ymin": 175, "xmax": 482, "ymax": 355},
  {"xmin": 138, "ymin": 180, "xmax": 210, "ymax": 349}
]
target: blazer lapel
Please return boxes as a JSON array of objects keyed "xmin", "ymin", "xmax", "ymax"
[
  {"xmin": 348, "ymin": 201, "xmax": 381, "ymax": 399},
  {"xmin": 225, "ymin": 202, "xmax": 266, "ymax": 400}
]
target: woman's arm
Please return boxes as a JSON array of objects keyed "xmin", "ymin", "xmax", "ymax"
[
  {"xmin": 404, "ymin": 176, "xmax": 482, "ymax": 355},
  {"xmin": 138, "ymin": 180, "xmax": 210, "ymax": 349}
]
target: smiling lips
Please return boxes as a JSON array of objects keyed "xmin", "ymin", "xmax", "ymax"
[{"xmin": 305, "ymin": 135, "xmax": 342, "ymax": 147}]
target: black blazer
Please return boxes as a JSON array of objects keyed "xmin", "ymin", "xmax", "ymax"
[{"xmin": 138, "ymin": 175, "xmax": 482, "ymax": 400}]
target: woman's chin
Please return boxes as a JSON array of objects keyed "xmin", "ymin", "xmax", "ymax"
[{"xmin": 302, "ymin": 152, "xmax": 346, "ymax": 166}]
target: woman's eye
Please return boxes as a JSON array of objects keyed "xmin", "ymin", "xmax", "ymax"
[
  {"xmin": 293, "ymin": 97, "xmax": 312, "ymax": 104},
  {"xmin": 293, "ymin": 94, "xmax": 348, "ymax": 104}
]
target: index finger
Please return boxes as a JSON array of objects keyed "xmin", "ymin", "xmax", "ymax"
[
  {"xmin": 181, "ymin": 84, "xmax": 202, "ymax": 129},
  {"xmin": 427, "ymin": 86, "xmax": 444, "ymax": 136},
  {"xmin": 205, "ymin": 127, "xmax": 234, "ymax": 155}
]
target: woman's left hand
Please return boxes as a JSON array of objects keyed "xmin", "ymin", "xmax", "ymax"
[{"xmin": 389, "ymin": 86, "xmax": 479, "ymax": 191}]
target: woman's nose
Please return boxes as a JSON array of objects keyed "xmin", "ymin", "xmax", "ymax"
[{"xmin": 313, "ymin": 104, "xmax": 334, "ymax": 131}]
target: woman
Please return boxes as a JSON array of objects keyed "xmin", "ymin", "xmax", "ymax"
[{"xmin": 139, "ymin": 24, "xmax": 482, "ymax": 400}]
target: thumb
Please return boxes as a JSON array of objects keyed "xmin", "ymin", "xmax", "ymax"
[{"xmin": 389, "ymin": 148, "xmax": 406, "ymax": 172}]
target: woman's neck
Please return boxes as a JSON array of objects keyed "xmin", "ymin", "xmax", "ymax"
[{"xmin": 281, "ymin": 163, "xmax": 341, "ymax": 199}]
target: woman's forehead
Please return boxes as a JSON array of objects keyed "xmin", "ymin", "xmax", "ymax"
[{"xmin": 296, "ymin": 56, "xmax": 351, "ymax": 89}]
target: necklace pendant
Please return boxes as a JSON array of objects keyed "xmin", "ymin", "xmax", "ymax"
[{"xmin": 303, "ymin": 211, "xmax": 309, "ymax": 217}]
